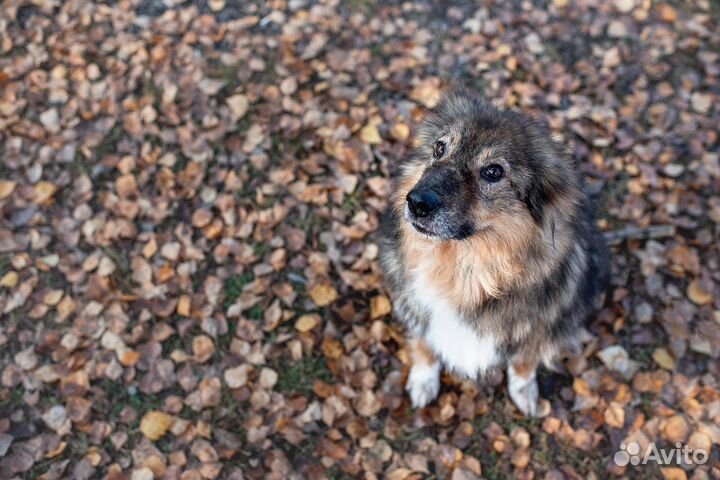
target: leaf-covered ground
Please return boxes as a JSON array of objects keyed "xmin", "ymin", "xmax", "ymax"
[{"xmin": 1, "ymin": 1, "xmax": 719, "ymax": 479}]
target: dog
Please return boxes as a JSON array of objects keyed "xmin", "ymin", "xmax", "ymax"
[{"xmin": 379, "ymin": 90, "xmax": 609, "ymax": 416}]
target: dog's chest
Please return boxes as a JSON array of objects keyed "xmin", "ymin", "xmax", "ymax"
[{"xmin": 411, "ymin": 274, "xmax": 500, "ymax": 377}]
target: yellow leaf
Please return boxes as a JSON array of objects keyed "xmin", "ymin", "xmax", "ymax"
[
  {"xmin": 652, "ymin": 347, "xmax": 675, "ymax": 370},
  {"xmin": 309, "ymin": 283, "xmax": 338, "ymax": 307},
  {"xmin": 295, "ymin": 314, "xmax": 320, "ymax": 332},
  {"xmin": 177, "ymin": 294, "xmax": 191, "ymax": 316},
  {"xmin": 370, "ymin": 295, "xmax": 392, "ymax": 319},
  {"xmin": 687, "ymin": 279, "xmax": 712, "ymax": 305},
  {"xmin": 0, "ymin": 271, "xmax": 18, "ymax": 288},
  {"xmin": 34, "ymin": 181, "xmax": 57, "ymax": 204},
  {"xmin": 0, "ymin": 180, "xmax": 16, "ymax": 199},
  {"xmin": 390, "ymin": 123, "xmax": 410, "ymax": 141},
  {"xmin": 360, "ymin": 124, "xmax": 382, "ymax": 145},
  {"xmin": 140, "ymin": 411, "xmax": 174, "ymax": 441},
  {"xmin": 44, "ymin": 441, "xmax": 67, "ymax": 459}
]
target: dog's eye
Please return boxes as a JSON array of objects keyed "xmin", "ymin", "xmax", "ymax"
[
  {"xmin": 480, "ymin": 164, "xmax": 504, "ymax": 182},
  {"xmin": 433, "ymin": 141, "xmax": 446, "ymax": 159}
]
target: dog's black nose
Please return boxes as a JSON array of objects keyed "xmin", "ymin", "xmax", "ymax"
[{"xmin": 406, "ymin": 189, "xmax": 440, "ymax": 218}]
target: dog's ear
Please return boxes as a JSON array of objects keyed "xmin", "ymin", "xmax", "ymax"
[{"xmin": 524, "ymin": 147, "xmax": 575, "ymax": 225}]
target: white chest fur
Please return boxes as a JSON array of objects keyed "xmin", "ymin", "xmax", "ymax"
[{"xmin": 411, "ymin": 274, "xmax": 500, "ymax": 378}]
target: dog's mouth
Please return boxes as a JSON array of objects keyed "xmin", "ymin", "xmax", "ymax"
[
  {"xmin": 404, "ymin": 204, "xmax": 441, "ymax": 237},
  {"xmin": 409, "ymin": 220, "xmax": 435, "ymax": 236}
]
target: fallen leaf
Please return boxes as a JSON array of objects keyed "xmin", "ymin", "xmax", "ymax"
[
  {"xmin": 193, "ymin": 335, "xmax": 215, "ymax": 363},
  {"xmin": 309, "ymin": 283, "xmax": 338, "ymax": 307},
  {"xmin": 295, "ymin": 313, "xmax": 321, "ymax": 332},
  {"xmin": 226, "ymin": 94, "xmax": 249, "ymax": 119},
  {"xmin": 687, "ymin": 279, "xmax": 712, "ymax": 305},
  {"xmin": 208, "ymin": 0, "xmax": 225, "ymax": 11},
  {"xmin": 410, "ymin": 78, "xmax": 442, "ymax": 108},
  {"xmin": 0, "ymin": 271, "xmax": 18, "ymax": 288},
  {"xmin": 652, "ymin": 347, "xmax": 675, "ymax": 370},
  {"xmin": 370, "ymin": 295, "xmax": 392, "ymax": 319},
  {"xmin": 33, "ymin": 181, "xmax": 57, "ymax": 204},
  {"xmin": 390, "ymin": 123, "xmax": 410, "ymax": 141},
  {"xmin": 656, "ymin": 4, "xmax": 677, "ymax": 22},
  {"xmin": 360, "ymin": 124, "xmax": 382, "ymax": 145},
  {"xmin": 0, "ymin": 180, "xmax": 16, "ymax": 199},
  {"xmin": 224, "ymin": 364, "xmax": 250, "ymax": 389},
  {"xmin": 597, "ymin": 345, "xmax": 640, "ymax": 380},
  {"xmin": 140, "ymin": 411, "xmax": 175, "ymax": 441}
]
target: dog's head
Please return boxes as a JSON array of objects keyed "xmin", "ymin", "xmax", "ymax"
[{"xmin": 397, "ymin": 91, "xmax": 580, "ymax": 241}]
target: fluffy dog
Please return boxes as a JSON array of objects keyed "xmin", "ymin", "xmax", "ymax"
[{"xmin": 380, "ymin": 90, "xmax": 609, "ymax": 415}]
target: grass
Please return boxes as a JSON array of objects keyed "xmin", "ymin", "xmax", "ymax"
[
  {"xmin": 102, "ymin": 245, "xmax": 136, "ymax": 293},
  {"xmin": 247, "ymin": 304, "xmax": 264, "ymax": 321},
  {"xmin": 276, "ymin": 355, "xmax": 334, "ymax": 396},
  {"xmin": 0, "ymin": 255, "xmax": 11, "ymax": 276},
  {"xmin": 0, "ymin": 386, "xmax": 26, "ymax": 418},
  {"xmin": 223, "ymin": 271, "xmax": 254, "ymax": 308},
  {"xmin": 278, "ymin": 436, "xmax": 319, "ymax": 466}
]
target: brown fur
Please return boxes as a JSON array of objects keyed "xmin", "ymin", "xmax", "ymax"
[{"xmin": 393, "ymin": 159, "xmax": 577, "ymax": 312}]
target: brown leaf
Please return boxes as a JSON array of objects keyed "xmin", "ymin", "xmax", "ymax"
[
  {"xmin": 656, "ymin": 4, "xmax": 677, "ymax": 22},
  {"xmin": 192, "ymin": 335, "xmax": 215, "ymax": 363},
  {"xmin": 660, "ymin": 467, "xmax": 687, "ymax": 480},
  {"xmin": 604, "ymin": 402, "xmax": 625, "ymax": 429},
  {"xmin": 309, "ymin": 283, "xmax": 338, "ymax": 307},
  {"xmin": 410, "ymin": 78, "xmax": 442, "ymax": 108},
  {"xmin": 687, "ymin": 279, "xmax": 712, "ymax": 305},
  {"xmin": 33, "ymin": 181, "xmax": 57, "ymax": 204},
  {"xmin": 662, "ymin": 415, "xmax": 689, "ymax": 443},
  {"xmin": 0, "ymin": 180, "xmax": 16, "ymax": 199},
  {"xmin": 652, "ymin": 347, "xmax": 675, "ymax": 370}
]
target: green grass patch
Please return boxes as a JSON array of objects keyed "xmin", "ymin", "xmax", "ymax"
[
  {"xmin": 276, "ymin": 356, "xmax": 334, "ymax": 396},
  {"xmin": 223, "ymin": 271, "xmax": 254, "ymax": 308}
]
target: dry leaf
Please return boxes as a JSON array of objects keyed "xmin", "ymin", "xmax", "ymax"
[
  {"xmin": 370, "ymin": 295, "xmax": 392, "ymax": 319},
  {"xmin": 33, "ymin": 181, "xmax": 57, "ymax": 204},
  {"xmin": 360, "ymin": 124, "xmax": 382, "ymax": 145},
  {"xmin": 295, "ymin": 313, "xmax": 321, "ymax": 332},
  {"xmin": 652, "ymin": 347, "xmax": 675, "ymax": 370},
  {"xmin": 309, "ymin": 283, "xmax": 338, "ymax": 307},
  {"xmin": 0, "ymin": 180, "xmax": 16, "ymax": 199},
  {"xmin": 226, "ymin": 94, "xmax": 249, "ymax": 119},
  {"xmin": 410, "ymin": 78, "xmax": 442, "ymax": 108},
  {"xmin": 0, "ymin": 271, "xmax": 18, "ymax": 288},
  {"xmin": 687, "ymin": 279, "xmax": 712, "ymax": 305},
  {"xmin": 193, "ymin": 335, "xmax": 215, "ymax": 363},
  {"xmin": 390, "ymin": 123, "xmax": 410, "ymax": 141},
  {"xmin": 140, "ymin": 411, "xmax": 175, "ymax": 441}
]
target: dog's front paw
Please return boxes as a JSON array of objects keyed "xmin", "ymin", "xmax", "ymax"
[
  {"xmin": 508, "ymin": 367, "xmax": 539, "ymax": 417},
  {"xmin": 406, "ymin": 362, "xmax": 441, "ymax": 408}
]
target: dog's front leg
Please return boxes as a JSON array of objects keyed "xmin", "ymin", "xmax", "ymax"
[
  {"xmin": 405, "ymin": 337, "xmax": 441, "ymax": 408},
  {"xmin": 508, "ymin": 356, "xmax": 539, "ymax": 417}
]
